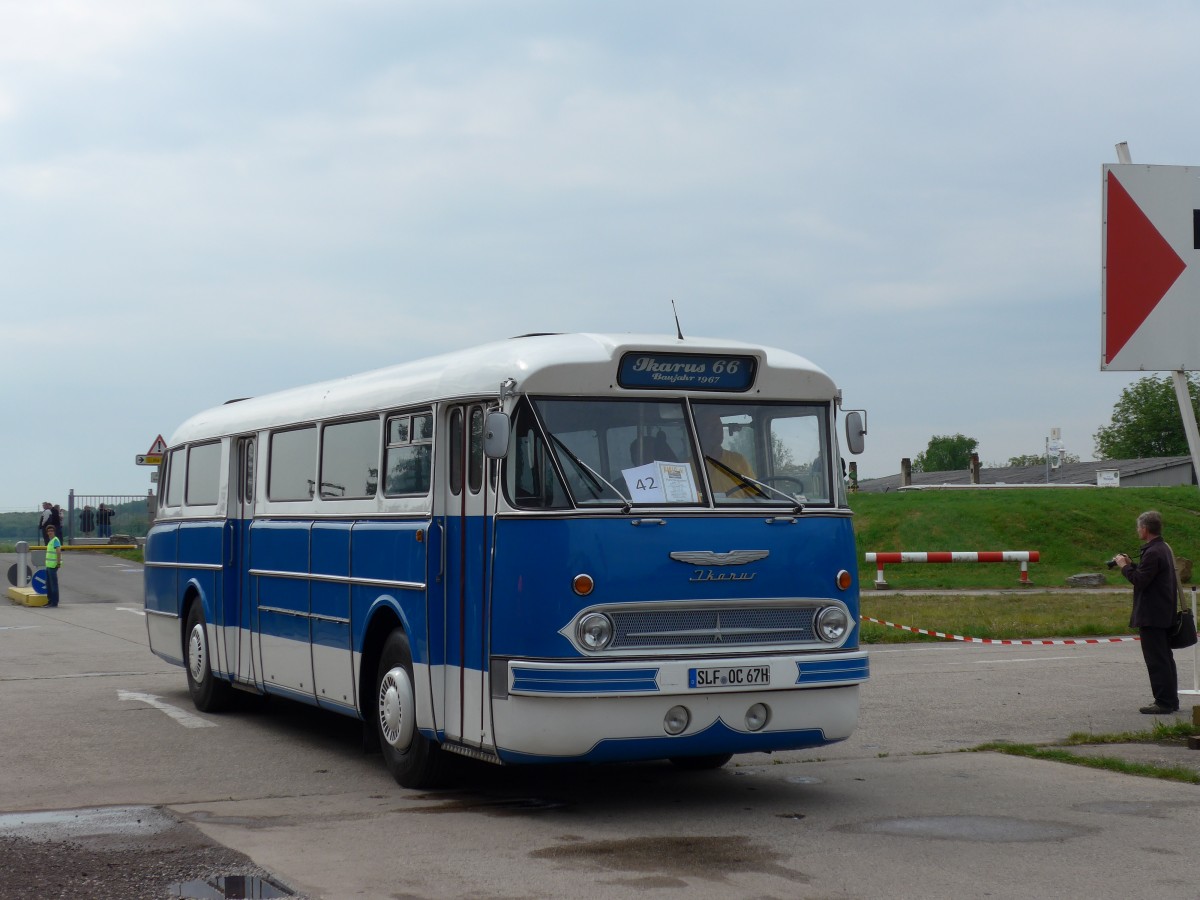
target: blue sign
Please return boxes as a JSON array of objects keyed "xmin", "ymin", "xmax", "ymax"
[
  {"xmin": 31, "ymin": 569, "xmax": 47, "ymax": 595},
  {"xmin": 618, "ymin": 353, "xmax": 757, "ymax": 391}
]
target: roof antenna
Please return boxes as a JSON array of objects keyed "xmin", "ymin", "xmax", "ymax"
[{"xmin": 671, "ymin": 299, "xmax": 685, "ymax": 341}]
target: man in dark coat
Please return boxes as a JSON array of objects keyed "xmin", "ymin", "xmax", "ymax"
[{"xmin": 1115, "ymin": 510, "xmax": 1180, "ymax": 714}]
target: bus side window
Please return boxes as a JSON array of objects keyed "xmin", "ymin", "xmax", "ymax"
[
  {"xmin": 186, "ymin": 441, "xmax": 222, "ymax": 507},
  {"xmin": 164, "ymin": 448, "xmax": 185, "ymax": 507},
  {"xmin": 504, "ymin": 402, "xmax": 569, "ymax": 509},
  {"xmin": 320, "ymin": 418, "xmax": 381, "ymax": 499},
  {"xmin": 468, "ymin": 406, "xmax": 484, "ymax": 494},
  {"xmin": 384, "ymin": 411, "xmax": 433, "ymax": 496},
  {"xmin": 269, "ymin": 426, "xmax": 318, "ymax": 501},
  {"xmin": 448, "ymin": 408, "xmax": 464, "ymax": 496}
]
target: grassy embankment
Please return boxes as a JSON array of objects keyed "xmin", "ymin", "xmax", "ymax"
[{"xmin": 851, "ymin": 486, "xmax": 1200, "ymax": 643}]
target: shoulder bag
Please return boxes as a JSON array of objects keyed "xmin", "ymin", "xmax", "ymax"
[{"xmin": 1166, "ymin": 544, "xmax": 1198, "ymax": 650}]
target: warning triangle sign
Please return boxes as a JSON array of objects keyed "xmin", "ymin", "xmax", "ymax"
[
  {"xmin": 1105, "ymin": 171, "xmax": 1188, "ymax": 365},
  {"xmin": 146, "ymin": 434, "xmax": 167, "ymax": 455}
]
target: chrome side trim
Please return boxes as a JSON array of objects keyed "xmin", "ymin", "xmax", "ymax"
[
  {"xmin": 144, "ymin": 561, "xmax": 224, "ymax": 571},
  {"xmin": 258, "ymin": 605, "xmax": 351, "ymax": 625},
  {"xmin": 249, "ymin": 568, "xmax": 425, "ymax": 591},
  {"xmin": 144, "ymin": 608, "xmax": 179, "ymax": 619}
]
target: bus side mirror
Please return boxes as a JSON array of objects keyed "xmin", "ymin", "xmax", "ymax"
[
  {"xmin": 844, "ymin": 410, "xmax": 866, "ymax": 455},
  {"xmin": 484, "ymin": 411, "xmax": 511, "ymax": 458}
]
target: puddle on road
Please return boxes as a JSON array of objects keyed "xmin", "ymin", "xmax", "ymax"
[
  {"xmin": 531, "ymin": 835, "xmax": 809, "ymax": 884},
  {"xmin": 169, "ymin": 874, "xmax": 293, "ymax": 898}
]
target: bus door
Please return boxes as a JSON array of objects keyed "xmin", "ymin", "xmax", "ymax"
[
  {"xmin": 439, "ymin": 403, "xmax": 493, "ymax": 748},
  {"xmin": 222, "ymin": 434, "xmax": 256, "ymax": 685}
]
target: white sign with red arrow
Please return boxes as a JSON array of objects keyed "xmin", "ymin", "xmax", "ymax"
[{"xmin": 1102, "ymin": 164, "xmax": 1200, "ymax": 371}]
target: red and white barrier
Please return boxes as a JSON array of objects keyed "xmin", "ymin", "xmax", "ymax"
[{"xmin": 864, "ymin": 551, "xmax": 1040, "ymax": 590}]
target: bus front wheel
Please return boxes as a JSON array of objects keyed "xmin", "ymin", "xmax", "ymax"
[
  {"xmin": 376, "ymin": 630, "xmax": 446, "ymax": 789},
  {"xmin": 184, "ymin": 602, "xmax": 232, "ymax": 712}
]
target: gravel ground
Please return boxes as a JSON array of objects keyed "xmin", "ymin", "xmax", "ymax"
[{"xmin": 0, "ymin": 808, "xmax": 305, "ymax": 900}]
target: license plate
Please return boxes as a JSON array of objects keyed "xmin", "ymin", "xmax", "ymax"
[{"xmin": 688, "ymin": 665, "xmax": 771, "ymax": 689}]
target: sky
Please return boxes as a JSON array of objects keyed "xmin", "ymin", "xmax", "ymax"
[{"xmin": 2, "ymin": 0, "xmax": 1198, "ymax": 511}]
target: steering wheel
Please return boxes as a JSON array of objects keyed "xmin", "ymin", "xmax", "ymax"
[{"xmin": 761, "ymin": 475, "xmax": 806, "ymax": 494}]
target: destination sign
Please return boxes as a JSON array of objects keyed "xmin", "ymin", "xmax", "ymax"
[{"xmin": 617, "ymin": 352, "xmax": 757, "ymax": 391}]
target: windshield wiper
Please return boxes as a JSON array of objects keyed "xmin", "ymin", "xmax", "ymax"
[
  {"xmin": 549, "ymin": 434, "xmax": 633, "ymax": 512},
  {"xmin": 704, "ymin": 456, "xmax": 803, "ymax": 513}
]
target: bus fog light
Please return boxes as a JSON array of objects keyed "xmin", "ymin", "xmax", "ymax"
[
  {"xmin": 577, "ymin": 612, "xmax": 613, "ymax": 650},
  {"xmin": 816, "ymin": 606, "xmax": 849, "ymax": 643},
  {"xmin": 664, "ymin": 705, "xmax": 690, "ymax": 735},
  {"xmin": 746, "ymin": 702, "xmax": 770, "ymax": 732}
]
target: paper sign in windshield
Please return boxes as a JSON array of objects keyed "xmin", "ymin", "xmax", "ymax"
[{"xmin": 622, "ymin": 461, "xmax": 699, "ymax": 504}]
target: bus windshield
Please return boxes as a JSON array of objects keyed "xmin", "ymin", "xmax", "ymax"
[{"xmin": 523, "ymin": 398, "xmax": 832, "ymax": 508}]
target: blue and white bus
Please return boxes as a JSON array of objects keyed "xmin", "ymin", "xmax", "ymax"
[{"xmin": 145, "ymin": 333, "xmax": 869, "ymax": 787}]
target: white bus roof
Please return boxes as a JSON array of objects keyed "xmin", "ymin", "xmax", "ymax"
[{"xmin": 167, "ymin": 333, "xmax": 838, "ymax": 446}]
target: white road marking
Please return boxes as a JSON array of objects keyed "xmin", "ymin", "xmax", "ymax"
[
  {"xmin": 974, "ymin": 655, "xmax": 1077, "ymax": 664},
  {"xmin": 114, "ymin": 606, "xmax": 146, "ymax": 616},
  {"xmin": 117, "ymin": 690, "xmax": 216, "ymax": 728}
]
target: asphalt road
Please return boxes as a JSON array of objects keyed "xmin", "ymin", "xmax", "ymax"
[{"xmin": 2, "ymin": 551, "xmax": 1199, "ymax": 899}]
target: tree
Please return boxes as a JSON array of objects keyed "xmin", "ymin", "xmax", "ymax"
[
  {"xmin": 913, "ymin": 434, "xmax": 979, "ymax": 473},
  {"xmin": 1093, "ymin": 374, "xmax": 1200, "ymax": 459}
]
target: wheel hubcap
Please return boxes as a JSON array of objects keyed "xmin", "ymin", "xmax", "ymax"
[
  {"xmin": 378, "ymin": 666, "xmax": 415, "ymax": 750},
  {"xmin": 188, "ymin": 623, "xmax": 207, "ymax": 684}
]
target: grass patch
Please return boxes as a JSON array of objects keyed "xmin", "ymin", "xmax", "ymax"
[
  {"xmin": 976, "ymin": 721, "xmax": 1200, "ymax": 784},
  {"xmin": 859, "ymin": 590, "xmax": 1133, "ymax": 643},
  {"xmin": 1063, "ymin": 720, "xmax": 1198, "ymax": 746},
  {"xmin": 976, "ymin": 742, "xmax": 1200, "ymax": 784}
]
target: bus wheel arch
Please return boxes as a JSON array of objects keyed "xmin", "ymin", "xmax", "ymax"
[
  {"xmin": 183, "ymin": 591, "xmax": 233, "ymax": 713},
  {"xmin": 374, "ymin": 628, "xmax": 446, "ymax": 789}
]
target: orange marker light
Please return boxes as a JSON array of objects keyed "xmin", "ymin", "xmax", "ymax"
[
  {"xmin": 573, "ymin": 574, "xmax": 595, "ymax": 596},
  {"xmin": 836, "ymin": 569, "xmax": 853, "ymax": 591}
]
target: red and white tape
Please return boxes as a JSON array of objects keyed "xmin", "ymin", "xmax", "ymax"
[{"xmin": 860, "ymin": 615, "xmax": 1140, "ymax": 645}]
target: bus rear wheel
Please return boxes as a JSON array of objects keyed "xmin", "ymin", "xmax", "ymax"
[
  {"xmin": 376, "ymin": 630, "xmax": 446, "ymax": 789},
  {"xmin": 184, "ymin": 602, "xmax": 233, "ymax": 712},
  {"xmin": 669, "ymin": 753, "xmax": 734, "ymax": 771}
]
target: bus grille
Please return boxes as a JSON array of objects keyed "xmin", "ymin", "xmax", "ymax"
[{"xmin": 609, "ymin": 606, "xmax": 818, "ymax": 650}]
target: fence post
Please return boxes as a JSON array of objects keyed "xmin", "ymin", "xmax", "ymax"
[{"xmin": 68, "ymin": 489, "xmax": 75, "ymax": 546}]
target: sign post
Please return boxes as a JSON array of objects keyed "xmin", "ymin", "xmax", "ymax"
[{"xmin": 1102, "ymin": 146, "xmax": 1200, "ymax": 489}]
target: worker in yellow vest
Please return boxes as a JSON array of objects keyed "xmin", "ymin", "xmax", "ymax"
[{"xmin": 45, "ymin": 525, "xmax": 62, "ymax": 608}]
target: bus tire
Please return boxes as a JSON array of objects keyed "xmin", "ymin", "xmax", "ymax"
[
  {"xmin": 669, "ymin": 753, "xmax": 733, "ymax": 771},
  {"xmin": 184, "ymin": 602, "xmax": 233, "ymax": 712},
  {"xmin": 376, "ymin": 629, "xmax": 446, "ymax": 789}
]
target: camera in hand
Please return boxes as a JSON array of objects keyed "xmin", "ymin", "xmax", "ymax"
[{"xmin": 1106, "ymin": 556, "xmax": 1122, "ymax": 569}]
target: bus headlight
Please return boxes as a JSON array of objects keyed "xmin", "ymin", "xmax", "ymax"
[
  {"xmin": 816, "ymin": 606, "xmax": 849, "ymax": 643},
  {"xmin": 746, "ymin": 702, "xmax": 770, "ymax": 732},
  {"xmin": 577, "ymin": 612, "xmax": 614, "ymax": 650},
  {"xmin": 664, "ymin": 705, "xmax": 690, "ymax": 735}
]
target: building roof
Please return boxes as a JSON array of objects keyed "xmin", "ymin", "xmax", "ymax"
[{"xmin": 857, "ymin": 457, "xmax": 1195, "ymax": 492}]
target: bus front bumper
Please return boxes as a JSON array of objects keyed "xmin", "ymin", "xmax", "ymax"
[{"xmin": 489, "ymin": 650, "xmax": 868, "ymax": 763}]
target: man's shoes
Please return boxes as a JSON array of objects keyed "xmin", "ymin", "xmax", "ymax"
[{"xmin": 1139, "ymin": 703, "xmax": 1179, "ymax": 714}]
